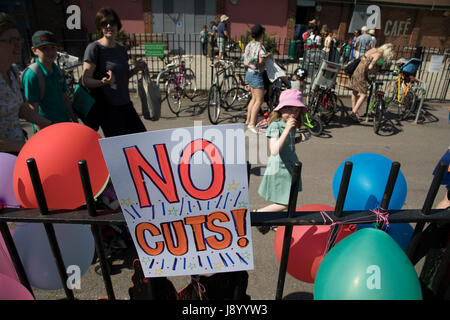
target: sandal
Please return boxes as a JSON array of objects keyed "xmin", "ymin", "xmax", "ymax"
[{"xmin": 350, "ymin": 112, "xmax": 360, "ymax": 122}]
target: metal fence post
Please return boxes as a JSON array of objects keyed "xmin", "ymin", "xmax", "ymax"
[
  {"xmin": 377, "ymin": 161, "xmax": 401, "ymax": 230},
  {"xmin": 0, "ymin": 221, "xmax": 35, "ymax": 297},
  {"xmin": 275, "ymin": 162, "xmax": 301, "ymax": 300},
  {"xmin": 26, "ymin": 158, "xmax": 75, "ymax": 300},
  {"xmin": 78, "ymin": 160, "xmax": 116, "ymax": 300},
  {"xmin": 326, "ymin": 161, "xmax": 352, "ymax": 252},
  {"xmin": 407, "ymin": 161, "xmax": 448, "ymax": 260}
]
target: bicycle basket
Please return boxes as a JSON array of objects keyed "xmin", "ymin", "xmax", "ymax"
[{"xmin": 400, "ymin": 58, "xmax": 421, "ymax": 76}]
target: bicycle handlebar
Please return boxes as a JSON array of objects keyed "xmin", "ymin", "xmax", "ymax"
[{"xmin": 170, "ymin": 55, "xmax": 193, "ymax": 64}]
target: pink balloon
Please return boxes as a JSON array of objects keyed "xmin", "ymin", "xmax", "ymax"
[
  {"xmin": 0, "ymin": 274, "xmax": 34, "ymax": 300},
  {"xmin": 0, "ymin": 225, "xmax": 17, "ymax": 280},
  {"xmin": 0, "ymin": 152, "xmax": 20, "ymax": 208}
]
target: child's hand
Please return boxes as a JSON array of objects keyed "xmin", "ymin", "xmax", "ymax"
[{"xmin": 285, "ymin": 117, "xmax": 297, "ymax": 131}]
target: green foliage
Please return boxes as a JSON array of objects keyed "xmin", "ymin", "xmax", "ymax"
[{"xmin": 240, "ymin": 30, "xmax": 279, "ymax": 54}]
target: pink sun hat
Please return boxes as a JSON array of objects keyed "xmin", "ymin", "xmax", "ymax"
[{"xmin": 273, "ymin": 89, "xmax": 306, "ymax": 111}]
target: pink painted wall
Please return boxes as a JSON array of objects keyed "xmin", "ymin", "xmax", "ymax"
[
  {"xmin": 79, "ymin": 0, "xmax": 145, "ymax": 34},
  {"xmin": 225, "ymin": 0, "xmax": 289, "ymax": 40}
]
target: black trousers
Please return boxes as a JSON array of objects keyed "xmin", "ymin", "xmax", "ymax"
[{"xmin": 100, "ymin": 101, "xmax": 147, "ymax": 138}]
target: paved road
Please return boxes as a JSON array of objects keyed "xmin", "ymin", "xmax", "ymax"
[{"xmin": 24, "ymin": 93, "xmax": 449, "ymax": 300}]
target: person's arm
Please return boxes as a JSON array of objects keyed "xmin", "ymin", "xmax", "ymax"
[
  {"xmin": 82, "ymin": 61, "xmax": 114, "ymax": 89},
  {"xmin": 18, "ymin": 101, "xmax": 52, "ymax": 128},
  {"xmin": 129, "ymin": 60, "xmax": 147, "ymax": 79},
  {"xmin": 368, "ymin": 50, "xmax": 382, "ymax": 70},
  {"xmin": 269, "ymin": 118, "xmax": 296, "ymax": 155},
  {"xmin": 63, "ymin": 92, "xmax": 78, "ymax": 123},
  {"xmin": 258, "ymin": 44, "xmax": 272, "ymax": 65},
  {"xmin": 0, "ymin": 137, "xmax": 24, "ymax": 154}
]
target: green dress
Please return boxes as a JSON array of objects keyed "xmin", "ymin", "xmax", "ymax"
[{"xmin": 258, "ymin": 120, "xmax": 302, "ymax": 205}]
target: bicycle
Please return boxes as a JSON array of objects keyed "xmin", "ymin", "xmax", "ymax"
[
  {"xmin": 160, "ymin": 55, "xmax": 197, "ymax": 116},
  {"xmin": 307, "ymin": 84, "xmax": 339, "ymax": 125},
  {"xmin": 207, "ymin": 59, "xmax": 238, "ymax": 124},
  {"xmin": 385, "ymin": 58, "xmax": 422, "ymax": 121},
  {"xmin": 367, "ymin": 79, "xmax": 388, "ymax": 135},
  {"xmin": 57, "ymin": 51, "xmax": 83, "ymax": 97},
  {"xmin": 224, "ymin": 72, "xmax": 251, "ymax": 111},
  {"xmin": 306, "ymin": 59, "xmax": 341, "ymax": 126}
]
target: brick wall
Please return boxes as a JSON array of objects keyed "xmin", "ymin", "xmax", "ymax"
[
  {"xmin": 143, "ymin": 0, "xmax": 152, "ymax": 34},
  {"xmin": 27, "ymin": 0, "xmax": 88, "ymax": 57},
  {"xmin": 316, "ymin": 2, "xmax": 450, "ymax": 48}
]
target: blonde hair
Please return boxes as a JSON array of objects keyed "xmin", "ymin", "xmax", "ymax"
[
  {"xmin": 377, "ymin": 43, "xmax": 394, "ymax": 61},
  {"xmin": 268, "ymin": 110, "xmax": 281, "ymax": 126}
]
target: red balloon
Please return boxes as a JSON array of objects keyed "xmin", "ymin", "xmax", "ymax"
[
  {"xmin": 13, "ymin": 123, "xmax": 109, "ymax": 210},
  {"xmin": 274, "ymin": 204, "xmax": 356, "ymax": 283}
]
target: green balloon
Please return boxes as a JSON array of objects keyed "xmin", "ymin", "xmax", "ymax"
[{"xmin": 314, "ymin": 228, "xmax": 422, "ymax": 300}]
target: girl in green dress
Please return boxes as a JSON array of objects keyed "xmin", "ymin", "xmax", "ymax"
[{"xmin": 257, "ymin": 89, "xmax": 307, "ymax": 215}]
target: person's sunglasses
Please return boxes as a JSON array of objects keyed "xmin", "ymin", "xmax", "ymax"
[
  {"xmin": 101, "ymin": 19, "xmax": 117, "ymax": 28},
  {"xmin": 0, "ymin": 37, "xmax": 23, "ymax": 45}
]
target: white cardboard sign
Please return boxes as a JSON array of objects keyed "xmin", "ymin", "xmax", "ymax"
[{"xmin": 99, "ymin": 123, "xmax": 253, "ymax": 278}]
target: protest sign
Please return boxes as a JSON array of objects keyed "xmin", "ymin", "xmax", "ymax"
[{"xmin": 99, "ymin": 123, "xmax": 253, "ymax": 278}]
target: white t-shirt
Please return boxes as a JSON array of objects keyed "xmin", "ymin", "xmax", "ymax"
[{"xmin": 309, "ymin": 34, "xmax": 321, "ymax": 47}]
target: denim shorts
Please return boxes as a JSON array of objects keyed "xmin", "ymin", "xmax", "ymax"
[{"xmin": 246, "ymin": 71, "xmax": 264, "ymax": 89}]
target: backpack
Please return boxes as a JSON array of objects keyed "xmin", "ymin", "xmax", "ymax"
[
  {"xmin": 19, "ymin": 61, "xmax": 64, "ymax": 101},
  {"xmin": 344, "ymin": 57, "xmax": 361, "ymax": 76}
]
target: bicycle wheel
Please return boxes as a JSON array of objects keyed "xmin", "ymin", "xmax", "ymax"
[
  {"xmin": 385, "ymin": 82, "xmax": 411, "ymax": 121},
  {"xmin": 320, "ymin": 93, "xmax": 337, "ymax": 125},
  {"xmin": 399, "ymin": 90, "xmax": 415, "ymax": 120},
  {"xmin": 305, "ymin": 113, "xmax": 323, "ymax": 136},
  {"xmin": 221, "ymin": 75, "xmax": 238, "ymax": 109},
  {"xmin": 183, "ymin": 68, "xmax": 197, "ymax": 99},
  {"xmin": 307, "ymin": 91, "xmax": 321, "ymax": 118},
  {"xmin": 225, "ymin": 87, "xmax": 251, "ymax": 111},
  {"xmin": 373, "ymin": 99, "xmax": 384, "ymax": 134},
  {"xmin": 165, "ymin": 78, "xmax": 182, "ymax": 115},
  {"xmin": 207, "ymin": 85, "xmax": 222, "ymax": 124},
  {"xmin": 266, "ymin": 84, "xmax": 282, "ymax": 113}
]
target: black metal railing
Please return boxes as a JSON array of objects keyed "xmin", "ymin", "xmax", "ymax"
[
  {"xmin": 52, "ymin": 33, "xmax": 449, "ymax": 101},
  {"xmin": 1, "ymin": 157, "xmax": 449, "ymax": 300}
]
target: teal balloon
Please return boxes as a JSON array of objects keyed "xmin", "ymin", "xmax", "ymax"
[{"xmin": 314, "ymin": 228, "xmax": 422, "ymax": 300}]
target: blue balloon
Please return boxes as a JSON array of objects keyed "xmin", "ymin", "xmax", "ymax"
[
  {"xmin": 13, "ymin": 223, "xmax": 95, "ymax": 290},
  {"xmin": 357, "ymin": 223, "xmax": 414, "ymax": 251},
  {"xmin": 332, "ymin": 153, "xmax": 407, "ymax": 211}
]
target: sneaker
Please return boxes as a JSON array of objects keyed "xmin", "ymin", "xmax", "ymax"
[{"xmin": 247, "ymin": 125, "xmax": 259, "ymax": 134}]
